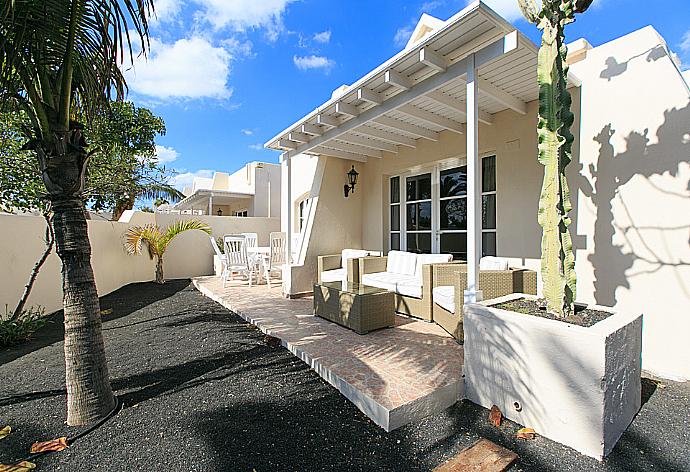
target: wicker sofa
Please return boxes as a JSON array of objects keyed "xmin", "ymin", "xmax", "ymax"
[
  {"xmin": 317, "ymin": 249, "xmax": 381, "ymax": 284},
  {"xmin": 431, "ymin": 258, "xmax": 538, "ymax": 341},
  {"xmin": 358, "ymin": 251, "xmax": 455, "ymax": 321}
]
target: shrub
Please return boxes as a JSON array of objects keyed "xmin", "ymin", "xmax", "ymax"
[{"xmin": 1, "ymin": 306, "xmax": 47, "ymax": 347}]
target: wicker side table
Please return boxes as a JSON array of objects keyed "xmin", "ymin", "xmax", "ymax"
[{"xmin": 314, "ymin": 282, "xmax": 395, "ymax": 334}]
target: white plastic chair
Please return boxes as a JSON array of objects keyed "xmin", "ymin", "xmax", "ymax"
[
  {"xmin": 223, "ymin": 235, "xmax": 257, "ymax": 288},
  {"xmin": 241, "ymin": 232, "xmax": 258, "ymax": 248},
  {"xmin": 210, "ymin": 236, "xmax": 228, "ymax": 281},
  {"xmin": 262, "ymin": 232, "xmax": 287, "ymax": 288}
]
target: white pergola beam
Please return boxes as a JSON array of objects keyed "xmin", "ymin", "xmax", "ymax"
[
  {"xmin": 355, "ymin": 126, "xmax": 417, "ymax": 148},
  {"xmin": 338, "ymin": 134, "xmax": 398, "ymax": 153},
  {"xmin": 397, "ymin": 104, "xmax": 464, "ymax": 134},
  {"xmin": 335, "ymin": 102, "xmax": 359, "ymax": 118},
  {"xmin": 384, "ymin": 69, "xmax": 412, "ymax": 90},
  {"xmin": 285, "ymin": 32, "xmax": 518, "ymax": 159},
  {"xmin": 312, "ymin": 146, "xmax": 368, "ymax": 163},
  {"xmin": 288, "ymin": 131, "xmax": 311, "ymax": 143},
  {"xmin": 426, "ymin": 90, "xmax": 494, "ymax": 125},
  {"xmin": 477, "ymin": 77, "xmax": 527, "ymax": 115},
  {"xmin": 323, "ymin": 141, "xmax": 383, "ymax": 158},
  {"xmin": 357, "ymin": 88, "xmax": 383, "ymax": 105},
  {"xmin": 279, "ymin": 138, "xmax": 299, "ymax": 150},
  {"xmin": 317, "ymin": 114, "xmax": 340, "ymax": 128},
  {"xmin": 374, "ymin": 116, "xmax": 440, "ymax": 141},
  {"xmin": 301, "ymin": 123, "xmax": 324, "ymax": 136},
  {"xmin": 419, "ymin": 46, "xmax": 449, "ymax": 72}
]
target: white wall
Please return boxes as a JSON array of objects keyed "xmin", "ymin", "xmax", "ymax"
[{"xmin": 0, "ymin": 211, "xmax": 279, "ymax": 316}]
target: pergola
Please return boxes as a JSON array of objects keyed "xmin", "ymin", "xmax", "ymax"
[
  {"xmin": 175, "ymin": 189, "xmax": 253, "ymax": 216},
  {"xmin": 265, "ymin": 1, "xmax": 579, "ymax": 301}
]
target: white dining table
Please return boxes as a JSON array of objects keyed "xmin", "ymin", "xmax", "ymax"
[{"xmin": 247, "ymin": 247, "xmax": 270, "ymax": 282}]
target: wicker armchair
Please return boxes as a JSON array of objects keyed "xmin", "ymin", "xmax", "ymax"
[
  {"xmin": 431, "ymin": 264, "xmax": 538, "ymax": 341},
  {"xmin": 317, "ymin": 254, "xmax": 360, "ymax": 284}
]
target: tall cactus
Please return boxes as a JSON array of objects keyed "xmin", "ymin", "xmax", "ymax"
[{"xmin": 518, "ymin": 0, "xmax": 592, "ymax": 317}]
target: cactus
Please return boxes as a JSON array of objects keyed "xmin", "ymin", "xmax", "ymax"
[{"xmin": 518, "ymin": 0, "xmax": 592, "ymax": 317}]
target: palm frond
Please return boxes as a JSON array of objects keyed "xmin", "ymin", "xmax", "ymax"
[
  {"xmin": 138, "ymin": 183, "xmax": 185, "ymax": 203},
  {"xmin": 160, "ymin": 219, "xmax": 211, "ymax": 252},
  {"xmin": 124, "ymin": 223, "xmax": 160, "ymax": 258}
]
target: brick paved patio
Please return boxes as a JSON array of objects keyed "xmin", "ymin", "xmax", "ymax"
[{"xmin": 193, "ymin": 276, "xmax": 464, "ymax": 430}]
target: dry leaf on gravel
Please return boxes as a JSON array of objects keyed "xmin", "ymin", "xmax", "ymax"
[
  {"xmin": 263, "ymin": 335, "xmax": 281, "ymax": 348},
  {"xmin": 489, "ymin": 405, "xmax": 502, "ymax": 427},
  {"xmin": 0, "ymin": 461, "xmax": 36, "ymax": 472},
  {"xmin": 30, "ymin": 436, "xmax": 68, "ymax": 453},
  {"xmin": 100, "ymin": 309, "xmax": 113, "ymax": 316},
  {"xmin": 516, "ymin": 428, "xmax": 536, "ymax": 440},
  {"xmin": 0, "ymin": 426, "xmax": 10, "ymax": 440}
]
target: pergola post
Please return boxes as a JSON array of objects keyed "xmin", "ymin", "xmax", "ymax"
[
  {"xmin": 464, "ymin": 53, "xmax": 482, "ymax": 304},
  {"xmin": 281, "ymin": 154, "xmax": 293, "ymax": 294},
  {"xmin": 208, "ymin": 193, "xmax": 213, "ymax": 216}
]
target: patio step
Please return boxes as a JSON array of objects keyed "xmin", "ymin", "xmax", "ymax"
[{"xmin": 193, "ymin": 276, "xmax": 464, "ymax": 431}]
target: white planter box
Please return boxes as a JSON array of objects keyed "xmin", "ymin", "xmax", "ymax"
[{"xmin": 464, "ymin": 293, "xmax": 642, "ymax": 460}]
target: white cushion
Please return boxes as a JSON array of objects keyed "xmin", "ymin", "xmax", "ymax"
[
  {"xmin": 362, "ymin": 272, "xmax": 422, "ymax": 299},
  {"xmin": 321, "ymin": 268, "xmax": 347, "ymax": 283},
  {"xmin": 386, "ymin": 251, "xmax": 418, "ymax": 276},
  {"xmin": 415, "ymin": 253, "xmax": 453, "ymax": 283},
  {"xmin": 340, "ymin": 249, "xmax": 370, "ymax": 268},
  {"xmin": 433, "ymin": 286, "xmax": 455, "ymax": 314},
  {"xmin": 479, "ymin": 256, "xmax": 509, "ymax": 271}
]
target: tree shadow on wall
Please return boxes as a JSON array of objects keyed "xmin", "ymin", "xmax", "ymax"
[{"xmin": 576, "ymin": 102, "xmax": 690, "ymax": 307}]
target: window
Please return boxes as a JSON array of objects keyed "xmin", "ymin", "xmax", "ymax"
[
  {"xmin": 405, "ymin": 173, "xmax": 432, "ymax": 253},
  {"xmin": 389, "ymin": 176, "xmax": 401, "ymax": 250},
  {"xmin": 233, "ymin": 210, "xmax": 248, "ymax": 217},
  {"xmin": 298, "ymin": 197, "xmax": 312, "ymax": 231}
]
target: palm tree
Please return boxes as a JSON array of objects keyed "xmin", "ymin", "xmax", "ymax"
[
  {"xmin": 0, "ymin": 0, "xmax": 155, "ymax": 425},
  {"xmin": 125, "ymin": 220, "xmax": 212, "ymax": 284}
]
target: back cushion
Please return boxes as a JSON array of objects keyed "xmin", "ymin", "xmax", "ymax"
[
  {"xmin": 386, "ymin": 251, "xmax": 418, "ymax": 276},
  {"xmin": 479, "ymin": 256, "xmax": 510, "ymax": 271},
  {"xmin": 341, "ymin": 249, "xmax": 370, "ymax": 268},
  {"xmin": 415, "ymin": 254, "xmax": 453, "ymax": 282}
]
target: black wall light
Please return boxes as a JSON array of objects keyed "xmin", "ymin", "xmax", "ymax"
[{"xmin": 344, "ymin": 165, "xmax": 359, "ymax": 198}]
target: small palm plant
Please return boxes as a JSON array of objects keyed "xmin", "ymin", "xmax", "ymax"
[{"xmin": 125, "ymin": 220, "xmax": 212, "ymax": 284}]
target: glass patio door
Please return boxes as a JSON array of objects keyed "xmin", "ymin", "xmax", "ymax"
[{"xmin": 404, "ymin": 172, "xmax": 433, "ymax": 253}]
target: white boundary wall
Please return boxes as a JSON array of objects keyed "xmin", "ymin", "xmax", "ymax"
[{"xmin": 0, "ymin": 211, "xmax": 279, "ymax": 315}]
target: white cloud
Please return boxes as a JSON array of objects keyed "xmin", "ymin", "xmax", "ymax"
[
  {"xmin": 241, "ymin": 129, "xmax": 254, "ymax": 136},
  {"xmin": 394, "ymin": 25, "xmax": 414, "ymax": 48},
  {"xmin": 125, "ymin": 36, "xmax": 233, "ymax": 100},
  {"xmin": 468, "ymin": 0, "xmax": 524, "ymax": 22},
  {"xmin": 169, "ymin": 169, "xmax": 214, "ymax": 190},
  {"xmin": 155, "ymin": 145, "xmax": 179, "ymax": 164},
  {"xmin": 313, "ymin": 30, "xmax": 332, "ymax": 44},
  {"xmin": 293, "ymin": 55, "xmax": 335, "ymax": 72},
  {"xmin": 680, "ymin": 30, "xmax": 690, "ymax": 54},
  {"xmin": 193, "ymin": 0, "xmax": 297, "ymax": 40},
  {"xmin": 249, "ymin": 143, "xmax": 264, "ymax": 150},
  {"xmin": 151, "ymin": 0, "xmax": 181, "ymax": 22}
]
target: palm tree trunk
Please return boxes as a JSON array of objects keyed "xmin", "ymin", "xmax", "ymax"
[
  {"xmin": 53, "ymin": 198, "xmax": 115, "ymax": 425},
  {"xmin": 155, "ymin": 255, "xmax": 165, "ymax": 284}
]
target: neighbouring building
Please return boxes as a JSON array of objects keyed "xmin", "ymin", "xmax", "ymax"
[
  {"xmin": 265, "ymin": 2, "xmax": 690, "ymax": 380},
  {"xmin": 168, "ymin": 162, "xmax": 281, "ymax": 217}
]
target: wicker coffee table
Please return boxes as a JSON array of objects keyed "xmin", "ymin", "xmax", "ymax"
[{"xmin": 313, "ymin": 281, "xmax": 395, "ymax": 334}]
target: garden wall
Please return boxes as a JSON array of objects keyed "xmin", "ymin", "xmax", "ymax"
[{"xmin": 0, "ymin": 212, "xmax": 280, "ymax": 316}]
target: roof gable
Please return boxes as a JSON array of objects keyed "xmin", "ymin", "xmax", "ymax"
[{"xmin": 405, "ymin": 13, "xmax": 446, "ymax": 49}]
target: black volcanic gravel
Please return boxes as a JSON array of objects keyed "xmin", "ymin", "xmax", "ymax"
[
  {"xmin": 495, "ymin": 298, "xmax": 613, "ymax": 327},
  {"xmin": 0, "ymin": 280, "xmax": 688, "ymax": 471}
]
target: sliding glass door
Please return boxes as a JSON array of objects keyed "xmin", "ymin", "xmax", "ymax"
[{"xmin": 389, "ymin": 156, "xmax": 496, "ymax": 259}]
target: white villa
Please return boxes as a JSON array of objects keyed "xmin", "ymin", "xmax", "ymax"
[
  {"xmin": 266, "ymin": 1, "xmax": 690, "ymax": 382},
  {"xmin": 168, "ymin": 161, "xmax": 281, "ymax": 217}
]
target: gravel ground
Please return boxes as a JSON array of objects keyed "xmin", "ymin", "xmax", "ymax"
[
  {"xmin": 494, "ymin": 298, "xmax": 612, "ymax": 327},
  {"xmin": 1, "ymin": 280, "xmax": 688, "ymax": 471}
]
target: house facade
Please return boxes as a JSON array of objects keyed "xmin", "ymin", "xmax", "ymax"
[
  {"xmin": 266, "ymin": 2, "xmax": 690, "ymax": 381},
  {"xmin": 169, "ymin": 162, "xmax": 281, "ymax": 217}
]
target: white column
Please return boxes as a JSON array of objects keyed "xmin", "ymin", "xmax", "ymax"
[
  {"xmin": 208, "ymin": 194, "xmax": 213, "ymax": 216},
  {"xmin": 281, "ymin": 154, "xmax": 293, "ymax": 295},
  {"xmin": 465, "ymin": 54, "xmax": 482, "ymax": 303}
]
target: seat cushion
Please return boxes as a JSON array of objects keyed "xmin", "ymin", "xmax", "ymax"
[
  {"xmin": 433, "ymin": 286, "xmax": 455, "ymax": 314},
  {"xmin": 386, "ymin": 251, "xmax": 418, "ymax": 276},
  {"xmin": 415, "ymin": 253, "xmax": 453, "ymax": 282},
  {"xmin": 341, "ymin": 249, "xmax": 370, "ymax": 268},
  {"xmin": 321, "ymin": 268, "xmax": 347, "ymax": 283},
  {"xmin": 362, "ymin": 272, "xmax": 422, "ymax": 299},
  {"xmin": 479, "ymin": 256, "xmax": 510, "ymax": 271}
]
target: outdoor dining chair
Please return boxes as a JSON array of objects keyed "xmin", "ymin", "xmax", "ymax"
[
  {"xmin": 223, "ymin": 235, "xmax": 258, "ymax": 288},
  {"xmin": 261, "ymin": 232, "xmax": 287, "ymax": 288},
  {"xmin": 241, "ymin": 232, "xmax": 258, "ymax": 248},
  {"xmin": 209, "ymin": 236, "xmax": 228, "ymax": 281}
]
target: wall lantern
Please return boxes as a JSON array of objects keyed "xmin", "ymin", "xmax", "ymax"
[
  {"xmin": 344, "ymin": 165, "xmax": 359, "ymax": 198},
  {"xmin": 216, "ymin": 208, "xmax": 223, "ymax": 216}
]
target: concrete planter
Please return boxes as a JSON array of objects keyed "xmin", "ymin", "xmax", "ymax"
[{"xmin": 464, "ymin": 293, "xmax": 642, "ymax": 460}]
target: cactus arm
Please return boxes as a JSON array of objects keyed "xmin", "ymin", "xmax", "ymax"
[{"xmin": 518, "ymin": 0, "xmax": 541, "ymax": 23}]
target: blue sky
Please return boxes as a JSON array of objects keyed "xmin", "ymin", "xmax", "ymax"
[{"xmin": 126, "ymin": 0, "xmax": 690, "ymax": 191}]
